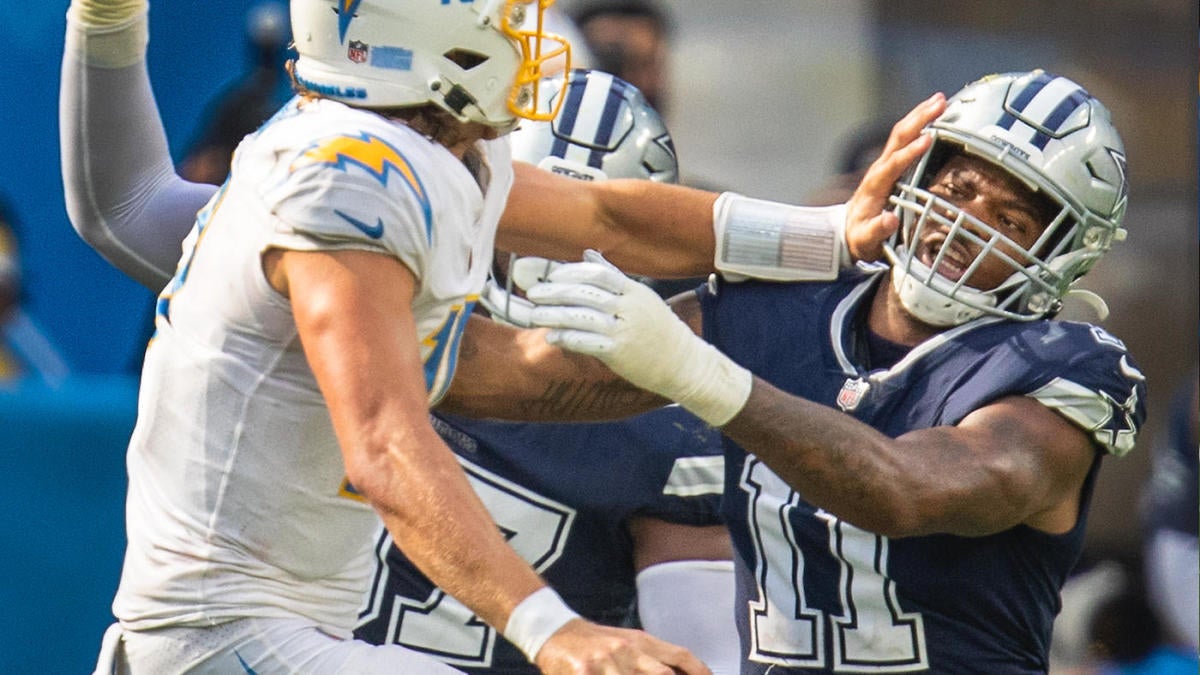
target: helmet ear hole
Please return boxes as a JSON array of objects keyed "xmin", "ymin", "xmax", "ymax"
[{"xmin": 444, "ymin": 49, "xmax": 490, "ymax": 71}]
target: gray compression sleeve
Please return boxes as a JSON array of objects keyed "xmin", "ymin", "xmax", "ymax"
[{"xmin": 60, "ymin": 11, "xmax": 218, "ymax": 291}]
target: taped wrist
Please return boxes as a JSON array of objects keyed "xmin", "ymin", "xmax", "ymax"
[
  {"xmin": 503, "ymin": 587, "xmax": 580, "ymax": 663},
  {"xmin": 713, "ymin": 193, "xmax": 851, "ymax": 281},
  {"xmin": 66, "ymin": 1, "xmax": 148, "ymax": 68},
  {"xmin": 670, "ymin": 332, "xmax": 753, "ymax": 427}
]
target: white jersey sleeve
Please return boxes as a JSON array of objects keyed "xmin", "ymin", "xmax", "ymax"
[{"xmin": 260, "ymin": 120, "xmax": 438, "ymax": 282}]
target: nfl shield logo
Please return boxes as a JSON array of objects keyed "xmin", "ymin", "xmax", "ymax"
[
  {"xmin": 348, "ymin": 40, "xmax": 368, "ymax": 64},
  {"xmin": 836, "ymin": 377, "xmax": 870, "ymax": 412}
]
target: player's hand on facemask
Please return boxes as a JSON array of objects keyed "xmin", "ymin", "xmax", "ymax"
[
  {"xmin": 844, "ymin": 92, "xmax": 946, "ymax": 263},
  {"xmin": 515, "ymin": 251, "xmax": 751, "ymax": 427}
]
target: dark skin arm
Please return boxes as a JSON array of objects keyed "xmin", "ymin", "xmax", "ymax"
[
  {"xmin": 665, "ymin": 285, "xmax": 1097, "ymax": 538},
  {"xmin": 722, "ymin": 381, "xmax": 1098, "ymax": 538},
  {"xmin": 447, "ymin": 284, "xmax": 1096, "ymax": 539},
  {"xmin": 630, "ymin": 519, "xmax": 733, "ymax": 573}
]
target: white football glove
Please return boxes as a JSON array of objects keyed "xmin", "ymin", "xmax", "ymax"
[{"xmin": 514, "ymin": 251, "xmax": 752, "ymax": 426}]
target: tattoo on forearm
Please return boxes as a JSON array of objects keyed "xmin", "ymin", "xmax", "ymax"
[{"xmin": 528, "ymin": 379, "xmax": 655, "ymax": 418}]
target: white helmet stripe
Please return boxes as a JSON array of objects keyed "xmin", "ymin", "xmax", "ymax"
[
  {"xmin": 569, "ymin": 72, "xmax": 619, "ymax": 167},
  {"xmin": 550, "ymin": 71, "xmax": 619, "ymax": 168},
  {"xmin": 586, "ymin": 77, "xmax": 632, "ymax": 168},
  {"xmin": 999, "ymin": 75, "xmax": 1090, "ymax": 150}
]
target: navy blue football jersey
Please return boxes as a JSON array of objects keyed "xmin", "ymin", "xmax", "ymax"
[
  {"xmin": 700, "ymin": 270, "xmax": 1146, "ymax": 674},
  {"xmin": 353, "ymin": 406, "xmax": 725, "ymax": 674},
  {"xmin": 1142, "ymin": 375, "xmax": 1198, "ymax": 536}
]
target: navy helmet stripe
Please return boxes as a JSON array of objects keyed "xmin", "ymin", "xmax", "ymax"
[
  {"xmin": 587, "ymin": 79, "xmax": 628, "ymax": 168},
  {"xmin": 1031, "ymin": 89, "xmax": 1090, "ymax": 149},
  {"xmin": 997, "ymin": 71, "xmax": 1053, "ymax": 130},
  {"xmin": 551, "ymin": 76, "xmax": 589, "ymax": 159}
]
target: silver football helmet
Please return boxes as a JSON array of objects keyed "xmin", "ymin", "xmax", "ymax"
[
  {"xmin": 482, "ymin": 68, "xmax": 678, "ymax": 325},
  {"xmin": 290, "ymin": 0, "xmax": 571, "ymax": 129},
  {"xmin": 884, "ymin": 70, "xmax": 1129, "ymax": 326}
]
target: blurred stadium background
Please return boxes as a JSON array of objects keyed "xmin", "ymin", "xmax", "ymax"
[{"xmin": 0, "ymin": 1, "xmax": 1194, "ymax": 671}]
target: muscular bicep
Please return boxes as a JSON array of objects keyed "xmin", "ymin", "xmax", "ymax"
[
  {"xmin": 729, "ymin": 382, "xmax": 1099, "ymax": 538},
  {"xmin": 897, "ymin": 395, "xmax": 1097, "ymax": 536}
]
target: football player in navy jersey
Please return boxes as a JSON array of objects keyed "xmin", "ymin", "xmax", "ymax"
[
  {"xmin": 353, "ymin": 69, "xmax": 738, "ymax": 675},
  {"xmin": 1141, "ymin": 367, "xmax": 1198, "ymax": 653},
  {"xmin": 503, "ymin": 71, "xmax": 1145, "ymax": 674}
]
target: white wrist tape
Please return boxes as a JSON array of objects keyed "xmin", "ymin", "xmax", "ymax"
[
  {"xmin": 65, "ymin": 2, "xmax": 149, "ymax": 69},
  {"xmin": 503, "ymin": 587, "xmax": 580, "ymax": 662},
  {"xmin": 672, "ymin": 337, "xmax": 754, "ymax": 427},
  {"xmin": 713, "ymin": 193, "xmax": 852, "ymax": 281}
]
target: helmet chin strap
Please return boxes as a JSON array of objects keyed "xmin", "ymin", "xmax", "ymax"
[{"xmin": 1063, "ymin": 288, "xmax": 1110, "ymax": 321}]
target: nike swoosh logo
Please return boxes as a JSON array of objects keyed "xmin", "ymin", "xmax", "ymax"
[{"xmin": 335, "ymin": 209, "xmax": 385, "ymax": 239}]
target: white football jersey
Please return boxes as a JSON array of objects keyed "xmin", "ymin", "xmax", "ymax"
[{"xmin": 113, "ymin": 97, "xmax": 513, "ymax": 637}]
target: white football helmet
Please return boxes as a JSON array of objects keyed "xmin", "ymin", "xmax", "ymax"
[
  {"xmin": 884, "ymin": 70, "xmax": 1129, "ymax": 326},
  {"xmin": 290, "ymin": 0, "xmax": 571, "ymax": 129},
  {"xmin": 481, "ymin": 68, "xmax": 678, "ymax": 324}
]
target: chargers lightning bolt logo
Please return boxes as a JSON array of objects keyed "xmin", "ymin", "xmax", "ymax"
[
  {"xmin": 337, "ymin": 0, "xmax": 364, "ymax": 43},
  {"xmin": 292, "ymin": 132, "xmax": 433, "ymax": 240}
]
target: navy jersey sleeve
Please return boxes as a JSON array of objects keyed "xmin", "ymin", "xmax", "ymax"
[
  {"xmin": 1003, "ymin": 321, "xmax": 1147, "ymax": 457},
  {"xmin": 1142, "ymin": 375, "xmax": 1199, "ymax": 535}
]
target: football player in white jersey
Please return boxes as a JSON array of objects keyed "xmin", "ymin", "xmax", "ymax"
[
  {"xmin": 62, "ymin": 0, "xmax": 720, "ymax": 673},
  {"xmin": 355, "ymin": 68, "xmax": 738, "ymax": 675},
  {"xmin": 61, "ymin": 1, "xmax": 942, "ymax": 673}
]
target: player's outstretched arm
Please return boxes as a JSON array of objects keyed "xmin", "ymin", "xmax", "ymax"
[
  {"xmin": 61, "ymin": 0, "xmax": 218, "ymax": 290},
  {"xmin": 497, "ymin": 93, "xmax": 946, "ymax": 283},
  {"xmin": 498, "ymin": 161, "xmax": 719, "ymax": 279},
  {"xmin": 519, "ymin": 252, "xmax": 1098, "ymax": 539}
]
